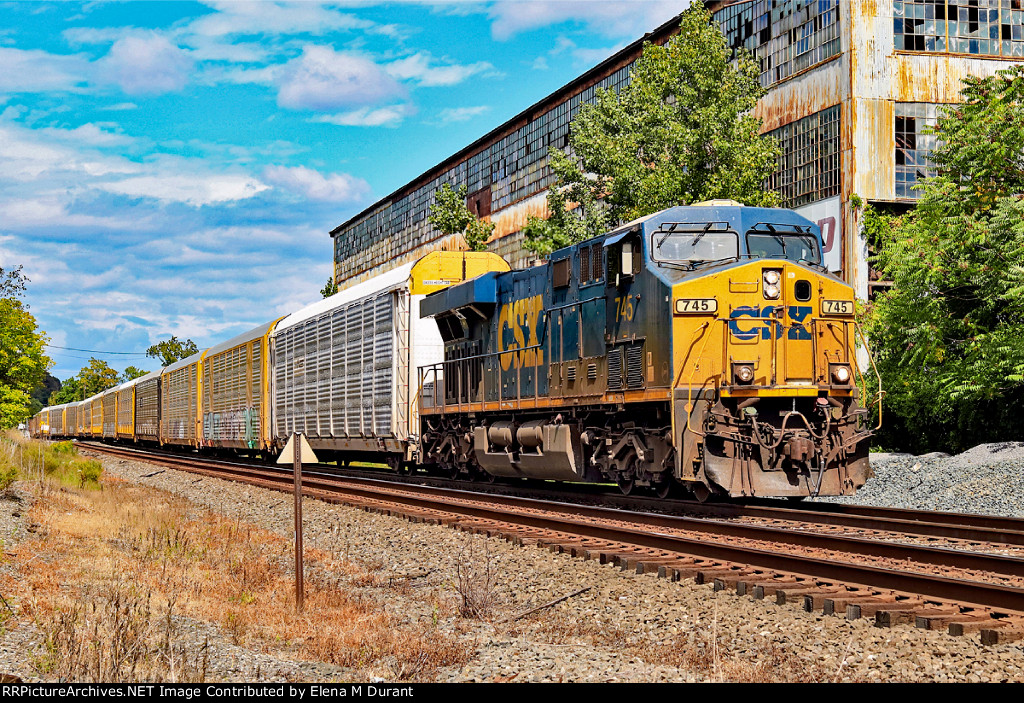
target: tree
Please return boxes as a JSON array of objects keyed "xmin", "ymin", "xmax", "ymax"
[
  {"xmin": 78, "ymin": 358, "xmax": 122, "ymax": 398},
  {"xmin": 121, "ymin": 366, "xmax": 149, "ymax": 382},
  {"xmin": 524, "ymin": 3, "xmax": 780, "ymax": 256},
  {"xmin": 0, "ymin": 273, "xmax": 51, "ymax": 427},
  {"xmin": 865, "ymin": 65, "xmax": 1024, "ymax": 453},
  {"xmin": 49, "ymin": 376, "xmax": 83, "ymax": 406},
  {"xmin": 320, "ymin": 276, "xmax": 339, "ymax": 298},
  {"xmin": 146, "ymin": 336, "xmax": 199, "ymax": 366},
  {"xmin": 0, "ymin": 266, "xmax": 28, "ymax": 300},
  {"xmin": 428, "ymin": 183, "xmax": 494, "ymax": 252}
]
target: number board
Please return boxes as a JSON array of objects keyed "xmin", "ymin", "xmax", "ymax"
[
  {"xmin": 821, "ymin": 299, "xmax": 854, "ymax": 316},
  {"xmin": 675, "ymin": 298, "xmax": 718, "ymax": 315}
]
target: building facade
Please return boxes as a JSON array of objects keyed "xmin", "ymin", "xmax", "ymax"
[{"xmin": 331, "ymin": 0, "xmax": 1024, "ymax": 299}]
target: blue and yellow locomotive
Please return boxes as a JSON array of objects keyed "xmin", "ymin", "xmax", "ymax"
[{"xmin": 418, "ymin": 201, "xmax": 877, "ymax": 499}]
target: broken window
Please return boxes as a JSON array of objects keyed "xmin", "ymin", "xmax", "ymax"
[
  {"xmin": 714, "ymin": 0, "xmax": 841, "ymax": 87},
  {"xmin": 895, "ymin": 0, "xmax": 1024, "ymax": 57},
  {"xmin": 765, "ymin": 105, "xmax": 842, "ymax": 208},
  {"xmin": 895, "ymin": 103, "xmax": 942, "ymax": 199}
]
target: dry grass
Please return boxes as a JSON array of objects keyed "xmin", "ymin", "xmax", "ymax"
[
  {"xmin": 2, "ymin": 460, "xmax": 472, "ymax": 682},
  {"xmin": 453, "ymin": 538, "xmax": 501, "ymax": 620}
]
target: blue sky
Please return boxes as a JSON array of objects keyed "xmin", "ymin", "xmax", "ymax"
[{"xmin": 0, "ymin": 0, "xmax": 686, "ymax": 381}]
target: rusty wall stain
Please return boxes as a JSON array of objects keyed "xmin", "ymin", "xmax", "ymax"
[
  {"xmin": 488, "ymin": 191, "xmax": 550, "ymax": 240},
  {"xmin": 754, "ymin": 58, "xmax": 844, "ymax": 132},
  {"xmin": 893, "ymin": 54, "xmax": 1014, "ymax": 102}
]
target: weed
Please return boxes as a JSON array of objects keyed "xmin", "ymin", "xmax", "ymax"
[{"xmin": 453, "ymin": 537, "xmax": 500, "ymax": 621}]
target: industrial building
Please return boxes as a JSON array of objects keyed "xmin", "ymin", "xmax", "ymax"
[{"xmin": 331, "ymin": 0, "xmax": 1024, "ymax": 298}]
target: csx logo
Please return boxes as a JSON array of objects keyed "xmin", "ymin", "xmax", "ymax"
[
  {"xmin": 729, "ymin": 306, "xmax": 812, "ymax": 340},
  {"xmin": 498, "ymin": 294, "xmax": 545, "ymax": 371}
]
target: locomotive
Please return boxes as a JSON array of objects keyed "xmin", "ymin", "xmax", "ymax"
[
  {"xmin": 417, "ymin": 201, "xmax": 877, "ymax": 499},
  {"xmin": 31, "ymin": 201, "xmax": 877, "ymax": 500}
]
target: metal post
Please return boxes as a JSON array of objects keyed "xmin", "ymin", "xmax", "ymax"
[{"xmin": 293, "ymin": 432, "xmax": 304, "ymax": 613}]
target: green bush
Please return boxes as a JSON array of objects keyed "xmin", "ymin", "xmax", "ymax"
[
  {"xmin": 72, "ymin": 458, "xmax": 102, "ymax": 488},
  {"xmin": 0, "ymin": 465, "xmax": 16, "ymax": 492}
]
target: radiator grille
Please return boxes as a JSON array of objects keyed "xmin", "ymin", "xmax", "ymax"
[
  {"xmin": 608, "ymin": 348, "xmax": 622, "ymax": 391},
  {"xmin": 626, "ymin": 344, "xmax": 645, "ymax": 389}
]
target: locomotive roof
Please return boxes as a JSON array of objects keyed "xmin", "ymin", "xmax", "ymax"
[{"xmin": 598, "ymin": 203, "xmax": 819, "ymax": 244}]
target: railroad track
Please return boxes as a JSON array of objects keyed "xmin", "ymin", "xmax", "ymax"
[{"xmin": 80, "ymin": 441, "xmax": 1024, "ymax": 644}]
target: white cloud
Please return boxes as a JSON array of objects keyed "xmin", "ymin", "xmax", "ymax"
[
  {"xmin": 277, "ymin": 46, "xmax": 405, "ymax": 111},
  {"xmin": 0, "ymin": 47, "xmax": 91, "ymax": 92},
  {"xmin": 385, "ymin": 52, "xmax": 496, "ymax": 87},
  {"xmin": 438, "ymin": 105, "xmax": 490, "ymax": 123},
  {"xmin": 189, "ymin": 1, "xmax": 375, "ymax": 39},
  {"xmin": 98, "ymin": 172, "xmax": 269, "ymax": 207},
  {"xmin": 37, "ymin": 123, "xmax": 134, "ymax": 148},
  {"xmin": 312, "ymin": 104, "xmax": 414, "ymax": 127},
  {"xmin": 97, "ymin": 33, "xmax": 194, "ymax": 95},
  {"xmin": 488, "ymin": 0, "xmax": 687, "ymax": 41},
  {"xmin": 263, "ymin": 165, "xmax": 370, "ymax": 203}
]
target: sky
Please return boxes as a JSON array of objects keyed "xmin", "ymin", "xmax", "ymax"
[{"xmin": 0, "ymin": 0, "xmax": 688, "ymax": 382}]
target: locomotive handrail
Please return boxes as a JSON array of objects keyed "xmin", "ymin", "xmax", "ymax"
[
  {"xmin": 417, "ymin": 342, "xmax": 547, "ymax": 412},
  {"xmin": 854, "ymin": 320, "xmax": 885, "ymax": 431},
  {"xmin": 681, "ymin": 319, "xmax": 721, "ymax": 437}
]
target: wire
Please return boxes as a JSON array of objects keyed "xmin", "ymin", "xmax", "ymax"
[{"xmin": 46, "ymin": 344, "xmax": 149, "ymax": 356}]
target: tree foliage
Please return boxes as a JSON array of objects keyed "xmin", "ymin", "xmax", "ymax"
[
  {"xmin": 428, "ymin": 183, "xmax": 494, "ymax": 252},
  {"xmin": 49, "ymin": 377, "xmax": 83, "ymax": 406},
  {"xmin": 78, "ymin": 358, "xmax": 122, "ymax": 398},
  {"xmin": 320, "ymin": 276, "xmax": 339, "ymax": 298},
  {"xmin": 524, "ymin": 3, "xmax": 780, "ymax": 256},
  {"xmin": 865, "ymin": 66, "xmax": 1024, "ymax": 453},
  {"xmin": 121, "ymin": 366, "xmax": 149, "ymax": 382},
  {"xmin": 0, "ymin": 268, "xmax": 51, "ymax": 428},
  {"xmin": 146, "ymin": 336, "xmax": 199, "ymax": 367}
]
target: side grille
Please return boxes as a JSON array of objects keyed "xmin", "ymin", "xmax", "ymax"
[
  {"xmin": 567, "ymin": 365, "xmax": 577, "ymax": 383},
  {"xmin": 587, "ymin": 363, "xmax": 597, "ymax": 381},
  {"xmin": 608, "ymin": 348, "xmax": 623, "ymax": 391},
  {"xmin": 626, "ymin": 344, "xmax": 644, "ymax": 389}
]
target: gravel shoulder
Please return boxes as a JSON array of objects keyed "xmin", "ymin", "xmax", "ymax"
[{"xmin": 1, "ymin": 447, "xmax": 1023, "ymax": 682}]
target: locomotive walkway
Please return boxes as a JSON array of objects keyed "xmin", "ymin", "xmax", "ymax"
[{"xmin": 81, "ymin": 442, "xmax": 1024, "ymax": 645}]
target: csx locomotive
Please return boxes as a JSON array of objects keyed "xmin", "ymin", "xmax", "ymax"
[
  {"xmin": 418, "ymin": 201, "xmax": 877, "ymax": 499},
  {"xmin": 32, "ymin": 201, "xmax": 877, "ymax": 500}
]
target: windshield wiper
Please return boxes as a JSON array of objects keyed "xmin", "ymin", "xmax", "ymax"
[{"xmin": 690, "ymin": 222, "xmax": 714, "ymax": 247}]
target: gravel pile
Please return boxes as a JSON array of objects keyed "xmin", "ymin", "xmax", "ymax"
[{"xmin": 814, "ymin": 442, "xmax": 1024, "ymax": 517}]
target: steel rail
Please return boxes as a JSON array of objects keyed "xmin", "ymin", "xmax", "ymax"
[{"xmin": 81, "ymin": 442, "xmax": 1024, "ymax": 615}]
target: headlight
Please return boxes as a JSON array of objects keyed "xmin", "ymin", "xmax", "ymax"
[
  {"xmin": 763, "ymin": 269, "xmax": 782, "ymax": 299},
  {"xmin": 830, "ymin": 364, "xmax": 852, "ymax": 384},
  {"xmin": 732, "ymin": 363, "xmax": 755, "ymax": 384}
]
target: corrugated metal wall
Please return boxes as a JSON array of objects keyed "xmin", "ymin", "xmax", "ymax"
[
  {"xmin": 135, "ymin": 378, "xmax": 160, "ymax": 440},
  {"xmin": 274, "ymin": 291, "xmax": 402, "ymax": 440},
  {"xmin": 162, "ymin": 363, "xmax": 198, "ymax": 444},
  {"xmin": 202, "ymin": 342, "xmax": 262, "ymax": 447}
]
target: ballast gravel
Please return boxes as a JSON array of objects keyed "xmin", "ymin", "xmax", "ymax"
[
  {"xmin": 814, "ymin": 442, "xmax": 1024, "ymax": 517},
  {"xmin": 3, "ymin": 444, "xmax": 1024, "ymax": 683}
]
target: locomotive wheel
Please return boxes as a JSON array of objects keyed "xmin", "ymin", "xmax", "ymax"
[
  {"xmin": 617, "ymin": 477, "xmax": 635, "ymax": 496},
  {"xmin": 654, "ymin": 477, "xmax": 674, "ymax": 499},
  {"xmin": 691, "ymin": 483, "xmax": 713, "ymax": 503}
]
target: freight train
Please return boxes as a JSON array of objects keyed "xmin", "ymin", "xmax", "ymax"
[{"xmin": 31, "ymin": 201, "xmax": 879, "ymax": 500}]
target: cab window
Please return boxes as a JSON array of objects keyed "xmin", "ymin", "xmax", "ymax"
[{"xmin": 745, "ymin": 224, "xmax": 821, "ymax": 265}]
